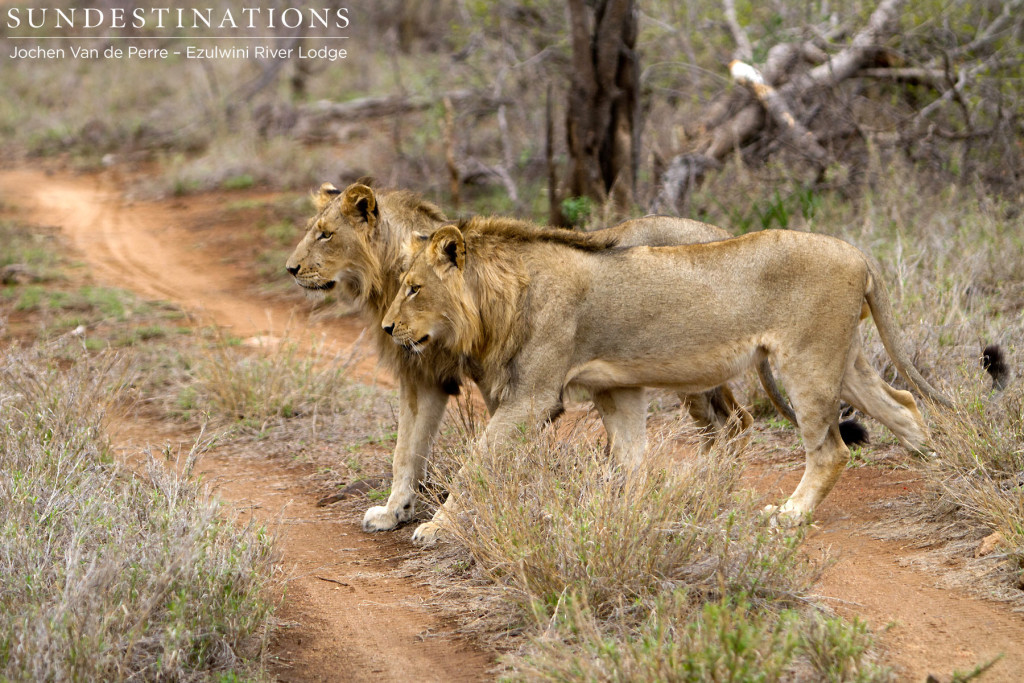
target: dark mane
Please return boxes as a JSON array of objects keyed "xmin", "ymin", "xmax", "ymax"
[{"xmin": 456, "ymin": 216, "xmax": 620, "ymax": 251}]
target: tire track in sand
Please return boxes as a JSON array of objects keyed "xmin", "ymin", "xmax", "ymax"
[{"xmin": 0, "ymin": 168, "xmax": 491, "ymax": 682}]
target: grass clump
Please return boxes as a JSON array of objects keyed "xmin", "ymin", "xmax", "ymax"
[
  {"xmin": 0, "ymin": 347, "xmax": 277, "ymax": 681},
  {"xmin": 0, "ymin": 220, "xmax": 57, "ymax": 274},
  {"xmin": 924, "ymin": 371, "xmax": 1024, "ymax": 583},
  {"xmin": 520, "ymin": 595, "xmax": 887, "ymax": 682},
  {"xmin": 432, "ymin": 422, "xmax": 890, "ymax": 680},
  {"xmin": 443, "ymin": 428, "xmax": 802, "ymax": 615},
  {"xmin": 178, "ymin": 333, "xmax": 358, "ymax": 428}
]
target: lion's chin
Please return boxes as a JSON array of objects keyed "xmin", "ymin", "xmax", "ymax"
[
  {"xmin": 298, "ymin": 279, "xmax": 337, "ymax": 292},
  {"xmin": 396, "ymin": 334, "xmax": 430, "ymax": 354}
]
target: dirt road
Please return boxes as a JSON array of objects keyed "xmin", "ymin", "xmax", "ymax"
[
  {"xmin": 3, "ymin": 167, "xmax": 1023, "ymax": 681},
  {"xmin": 1, "ymin": 168, "xmax": 489, "ymax": 682}
]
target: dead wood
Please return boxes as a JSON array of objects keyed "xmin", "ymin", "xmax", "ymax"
[
  {"xmin": 253, "ymin": 89, "xmax": 507, "ymax": 142},
  {"xmin": 652, "ymin": 0, "xmax": 906, "ymax": 213}
]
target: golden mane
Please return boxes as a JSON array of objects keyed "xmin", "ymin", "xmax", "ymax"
[
  {"xmin": 436, "ymin": 216, "xmax": 620, "ymax": 403},
  {"xmin": 321, "ymin": 187, "xmax": 467, "ymax": 391}
]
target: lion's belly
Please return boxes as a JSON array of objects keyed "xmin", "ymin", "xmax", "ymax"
[{"xmin": 565, "ymin": 341, "xmax": 762, "ymax": 393}]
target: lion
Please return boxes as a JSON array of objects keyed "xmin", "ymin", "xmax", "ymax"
[
  {"xmin": 285, "ymin": 182, "xmax": 808, "ymax": 536},
  {"xmin": 382, "ymin": 217, "xmax": 952, "ymax": 544}
]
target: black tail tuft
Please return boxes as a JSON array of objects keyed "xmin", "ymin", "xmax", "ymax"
[
  {"xmin": 839, "ymin": 419, "xmax": 870, "ymax": 446},
  {"xmin": 982, "ymin": 344, "xmax": 1011, "ymax": 391}
]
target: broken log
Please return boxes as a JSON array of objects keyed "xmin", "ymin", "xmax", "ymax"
[
  {"xmin": 652, "ymin": 0, "xmax": 907, "ymax": 213},
  {"xmin": 253, "ymin": 89, "xmax": 508, "ymax": 142}
]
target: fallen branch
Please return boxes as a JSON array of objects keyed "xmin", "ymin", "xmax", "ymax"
[
  {"xmin": 729, "ymin": 60, "xmax": 828, "ymax": 165},
  {"xmin": 652, "ymin": 0, "xmax": 906, "ymax": 213},
  {"xmin": 254, "ymin": 89, "xmax": 508, "ymax": 141}
]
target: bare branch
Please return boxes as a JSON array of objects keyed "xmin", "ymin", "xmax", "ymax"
[
  {"xmin": 723, "ymin": 0, "xmax": 753, "ymax": 62},
  {"xmin": 653, "ymin": 0, "xmax": 908, "ymax": 213},
  {"xmin": 730, "ymin": 60, "xmax": 827, "ymax": 165}
]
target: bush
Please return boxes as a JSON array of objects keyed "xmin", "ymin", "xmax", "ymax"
[
  {"xmin": 430, "ymin": 420, "xmax": 890, "ymax": 680},
  {"xmin": 0, "ymin": 346, "xmax": 277, "ymax": 681}
]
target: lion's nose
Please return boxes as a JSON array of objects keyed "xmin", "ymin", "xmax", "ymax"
[
  {"xmin": 382, "ymin": 323, "xmax": 395, "ymax": 336},
  {"xmin": 286, "ymin": 265, "xmax": 300, "ymax": 276}
]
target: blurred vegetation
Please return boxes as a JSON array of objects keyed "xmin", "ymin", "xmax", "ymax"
[{"xmin": 1, "ymin": 0, "xmax": 1020, "ymax": 210}]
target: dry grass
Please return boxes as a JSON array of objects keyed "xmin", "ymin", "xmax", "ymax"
[
  {"xmin": 153, "ymin": 327, "xmax": 397, "ymax": 499},
  {"xmin": 0, "ymin": 344, "xmax": 278, "ymax": 681},
  {"xmin": 919, "ymin": 377, "xmax": 1024, "ymax": 588},
  {"xmin": 440, "ymin": 423, "xmax": 805, "ymax": 616},
  {"xmin": 172, "ymin": 331, "xmax": 362, "ymax": 427},
  {"xmin": 418, "ymin": 408, "xmax": 891, "ymax": 680}
]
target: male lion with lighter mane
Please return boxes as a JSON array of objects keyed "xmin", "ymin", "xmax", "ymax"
[
  {"xmin": 286, "ymin": 182, "xmax": 806, "ymax": 538},
  {"xmin": 383, "ymin": 217, "xmax": 953, "ymax": 544}
]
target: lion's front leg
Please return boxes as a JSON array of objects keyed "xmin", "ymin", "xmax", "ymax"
[
  {"xmin": 410, "ymin": 501, "xmax": 452, "ymax": 546},
  {"xmin": 411, "ymin": 391, "xmax": 562, "ymax": 546},
  {"xmin": 363, "ymin": 378, "xmax": 449, "ymax": 532}
]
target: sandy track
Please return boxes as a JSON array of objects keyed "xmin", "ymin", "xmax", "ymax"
[
  {"xmin": 2, "ymin": 169, "xmax": 384, "ymax": 383},
  {"xmin": 109, "ymin": 417, "xmax": 492, "ymax": 683},
  {"xmin": 0, "ymin": 168, "xmax": 490, "ymax": 682},
  {"xmin": 4, "ymin": 167, "xmax": 1024, "ymax": 681}
]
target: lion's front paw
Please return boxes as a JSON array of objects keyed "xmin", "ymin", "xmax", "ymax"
[
  {"xmin": 362, "ymin": 505, "xmax": 399, "ymax": 532},
  {"xmin": 411, "ymin": 521, "xmax": 445, "ymax": 546},
  {"xmin": 912, "ymin": 444, "xmax": 939, "ymax": 460}
]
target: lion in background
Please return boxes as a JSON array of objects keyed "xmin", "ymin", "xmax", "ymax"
[
  {"xmin": 285, "ymin": 182, "xmax": 810, "ymax": 538},
  {"xmin": 383, "ymin": 217, "xmax": 952, "ymax": 544}
]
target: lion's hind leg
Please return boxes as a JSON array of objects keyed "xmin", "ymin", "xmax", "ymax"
[
  {"xmin": 593, "ymin": 388, "xmax": 649, "ymax": 469},
  {"xmin": 840, "ymin": 338, "xmax": 930, "ymax": 452},
  {"xmin": 771, "ymin": 421, "xmax": 849, "ymax": 524},
  {"xmin": 682, "ymin": 385, "xmax": 753, "ymax": 452},
  {"xmin": 769, "ymin": 351, "xmax": 851, "ymax": 524}
]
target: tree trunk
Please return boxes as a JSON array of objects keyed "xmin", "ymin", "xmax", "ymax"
[{"xmin": 563, "ymin": 0, "xmax": 639, "ymax": 220}]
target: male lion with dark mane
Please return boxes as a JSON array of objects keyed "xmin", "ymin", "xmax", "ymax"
[
  {"xmin": 383, "ymin": 216, "xmax": 952, "ymax": 544},
  {"xmin": 286, "ymin": 182, "xmax": 807, "ymax": 538}
]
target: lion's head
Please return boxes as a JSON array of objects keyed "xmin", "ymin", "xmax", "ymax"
[
  {"xmin": 382, "ymin": 225, "xmax": 480, "ymax": 354},
  {"xmin": 285, "ymin": 181, "xmax": 449, "ymax": 304},
  {"xmin": 285, "ymin": 182, "xmax": 382, "ymax": 296}
]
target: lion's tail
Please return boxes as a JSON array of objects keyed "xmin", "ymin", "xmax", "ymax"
[{"xmin": 863, "ymin": 257, "xmax": 953, "ymax": 409}]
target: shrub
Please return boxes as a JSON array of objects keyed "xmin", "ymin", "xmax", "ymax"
[{"xmin": 0, "ymin": 346, "xmax": 277, "ymax": 681}]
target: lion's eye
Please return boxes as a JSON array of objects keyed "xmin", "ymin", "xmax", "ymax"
[
  {"xmin": 317, "ymin": 231, "xmax": 332, "ymax": 241},
  {"xmin": 407, "ymin": 285, "xmax": 420, "ymax": 297}
]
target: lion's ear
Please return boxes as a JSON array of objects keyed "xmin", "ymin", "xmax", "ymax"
[
  {"xmin": 428, "ymin": 226, "xmax": 465, "ymax": 274},
  {"xmin": 313, "ymin": 182, "xmax": 342, "ymax": 211},
  {"xmin": 355, "ymin": 175, "xmax": 376, "ymax": 187},
  {"xmin": 340, "ymin": 183, "xmax": 379, "ymax": 228}
]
